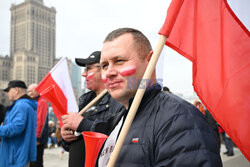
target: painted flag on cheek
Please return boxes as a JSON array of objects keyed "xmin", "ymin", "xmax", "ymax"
[
  {"xmin": 120, "ymin": 65, "xmax": 136, "ymax": 77},
  {"xmin": 159, "ymin": 0, "xmax": 250, "ymax": 160},
  {"xmin": 101, "ymin": 65, "xmax": 136, "ymax": 82},
  {"xmin": 86, "ymin": 72, "xmax": 95, "ymax": 80},
  {"xmin": 102, "ymin": 73, "xmax": 107, "ymax": 83},
  {"xmin": 36, "ymin": 57, "xmax": 78, "ymax": 126}
]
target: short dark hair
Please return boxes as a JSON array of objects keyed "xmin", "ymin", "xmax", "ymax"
[
  {"xmin": 163, "ymin": 86, "xmax": 170, "ymax": 92},
  {"xmin": 104, "ymin": 28, "xmax": 152, "ymax": 59}
]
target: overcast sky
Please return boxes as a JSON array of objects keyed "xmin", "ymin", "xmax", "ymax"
[{"xmin": 0, "ymin": 0, "xmax": 249, "ymax": 96}]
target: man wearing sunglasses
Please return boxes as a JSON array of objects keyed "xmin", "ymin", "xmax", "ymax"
[{"xmin": 61, "ymin": 51, "xmax": 123, "ymax": 167}]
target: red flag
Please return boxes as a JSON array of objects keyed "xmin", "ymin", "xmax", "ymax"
[
  {"xmin": 36, "ymin": 58, "xmax": 78, "ymax": 126},
  {"xmin": 159, "ymin": 0, "xmax": 250, "ymax": 160}
]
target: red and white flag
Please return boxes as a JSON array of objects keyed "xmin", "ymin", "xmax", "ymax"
[
  {"xmin": 159, "ymin": 0, "xmax": 250, "ymax": 160},
  {"xmin": 36, "ymin": 57, "xmax": 78, "ymax": 125}
]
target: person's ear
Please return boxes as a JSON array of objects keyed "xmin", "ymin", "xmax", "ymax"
[{"xmin": 146, "ymin": 50, "xmax": 154, "ymax": 63}]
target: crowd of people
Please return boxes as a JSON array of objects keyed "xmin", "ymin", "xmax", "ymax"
[
  {"xmin": 0, "ymin": 81, "xmax": 64, "ymax": 166},
  {"xmin": 0, "ymin": 27, "xmax": 237, "ymax": 166}
]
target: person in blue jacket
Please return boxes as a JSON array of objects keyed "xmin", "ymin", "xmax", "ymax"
[{"xmin": 0, "ymin": 80, "xmax": 37, "ymax": 167}]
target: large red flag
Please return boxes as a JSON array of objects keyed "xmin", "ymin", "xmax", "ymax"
[
  {"xmin": 36, "ymin": 57, "xmax": 78, "ymax": 126},
  {"xmin": 159, "ymin": 0, "xmax": 250, "ymax": 160}
]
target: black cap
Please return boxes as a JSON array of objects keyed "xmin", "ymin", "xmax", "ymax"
[
  {"xmin": 3, "ymin": 80, "xmax": 27, "ymax": 92},
  {"xmin": 75, "ymin": 51, "xmax": 101, "ymax": 67}
]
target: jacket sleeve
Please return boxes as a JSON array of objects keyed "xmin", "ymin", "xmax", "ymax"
[
  {"xmin": 154, "ymin": 104, "xmax": 222, "ymax": 167},
  {"xmin": 0, "ymin": 103, "xmax": 29, "ymax": 137},
  {"xmin": 36, "ymin": 99, "xmax": 48, "ymax": 139},
  {"xmin": 61, "ymin": 119, "xmax": 88, "ymax": 151},
  {"xmin": 76, "ymin": 118, "xmax": 95, "ymax": 132},
  {"xmin": 61, "ymin": 138, "xmax": 70, "ymax": 151}
]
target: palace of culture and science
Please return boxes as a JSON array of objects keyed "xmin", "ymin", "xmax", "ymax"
[{"xmin": 0, "ymin": 0, "xmax": 82, "ymax": 106}]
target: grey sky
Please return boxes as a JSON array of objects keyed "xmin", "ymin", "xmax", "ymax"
[{"xmin": 1, "ymin": 0, "xmax": 248, "ymax": 96}]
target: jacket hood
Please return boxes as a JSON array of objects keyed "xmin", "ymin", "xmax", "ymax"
[{"xmin": 16, "ymin": 94, "xmax": 37, "ymax": 110}]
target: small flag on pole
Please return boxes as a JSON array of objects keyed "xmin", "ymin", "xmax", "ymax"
[{"xmin": 36, "ymin": 57, "xmax": 78, "ymax": 126}]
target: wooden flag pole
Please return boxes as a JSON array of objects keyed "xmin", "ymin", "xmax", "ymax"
[
  {"xmin": 107, "ymin": 35, "xmax": 167, "ymax": 167},
  {"xmin": 78, "ymin": 89, "xmax": 108, "ymax": 115}
]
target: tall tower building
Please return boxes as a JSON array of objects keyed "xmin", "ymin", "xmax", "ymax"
[
  {"xmin": 10, "ymin": 0, "xmax": 56, "ymax": 84},
  {"xmin": 0, "ymin": 55, "xmax": 12, "ymax": 106}
]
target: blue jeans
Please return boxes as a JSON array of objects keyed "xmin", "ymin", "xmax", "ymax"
[{"xmin": 48, "ymin": 137, "xmax": 57, "ymax": 145}]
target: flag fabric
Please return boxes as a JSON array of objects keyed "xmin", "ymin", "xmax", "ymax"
[
  {"xmin": 36, "ymin": 57, "xmax": 78, "ymax": 125},
  {"xmin": 159, "ymin": 0, "xmax": 250, "ymax": 160}
]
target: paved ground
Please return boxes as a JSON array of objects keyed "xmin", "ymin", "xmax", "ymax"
[
  {"xmin": 220, "ymin": 144, "xmax": 249, "ymax": 167},
  {"xmin": 44, "ymin": 144, "xmax": 249, "ymax": 167},
  {"xmin": 44, "ymin": 147, "xmax": 68, "ymax": 167}
]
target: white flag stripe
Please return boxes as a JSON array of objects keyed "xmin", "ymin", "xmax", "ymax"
[{"xmin": 51, "ymin": 57, "xmax": 78, "ymax": 113}]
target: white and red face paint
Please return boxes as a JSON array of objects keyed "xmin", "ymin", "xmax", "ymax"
[
  {"xmin": 120, "ymin": 65, "xmax": 136, "ymax": 77},
  {"xmin": 86, "ymin": 72, "xmax": 95, "ymax": 80},
  {"xmin": 102, "ymin": 73, "xmax": 107, "ymax": 83},
  {"xmin": 101, "ymin": 65, "xmax": 137, "ymax": 83}
]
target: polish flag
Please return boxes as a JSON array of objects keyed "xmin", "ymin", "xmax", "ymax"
[
  {"xmin": 36, "ymin": 57, "xmax": 78, "ymax": 125},
  {"xmin": 159, "ymin": 0, "xmax": 250, "ymax": 160}
]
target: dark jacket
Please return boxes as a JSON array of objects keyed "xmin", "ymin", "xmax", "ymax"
[
  {"xmin": 0, "ymin": 104, "xmax": 7, "ymax": 124},
  {"xmin": 38, "ymin": 114, "xmax": 49, "ymax": 145},
  {"xmin": 62, "ymin": 91, "xmax": 123, "ymax": 167},
  {"xmin": 205, "ymin": 109, "xmax": 220, "ymax": 148},
  {"xmin": 97, "ymin": 84, "xmax": 222, "ymax": 167},
  {"xmin": 76, "ymin": 91, "xmax": 122, "ymax": 133}
]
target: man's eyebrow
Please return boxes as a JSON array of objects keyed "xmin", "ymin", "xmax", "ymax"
[
  {"xmin": 101, "ymin": 56, "xmax": 121, "ymax": 65},
  {"xmin": 100, "ymin": 60, "xmax": 107, "ymax": 66}
]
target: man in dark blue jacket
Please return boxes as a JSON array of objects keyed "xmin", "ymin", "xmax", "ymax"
[{"xmin": 97, "ymin": 28, "xmax": 222, "ymax": 166}]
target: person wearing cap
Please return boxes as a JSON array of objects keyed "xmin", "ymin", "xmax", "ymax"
[
  {"xmin": 28, "ymin": 83, "xmax": 49, "ymax": 167},
  {"xmin": 0, "ymin": 80, "xmax": 37, "ymax": 167},
  {"xmin": 61, "ymin": 51, "xmax": 123, "ymax": 167}
]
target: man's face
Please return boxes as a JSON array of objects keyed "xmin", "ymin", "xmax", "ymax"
[
  {"xmin": 81, "ymin": 63, "xmax": 103, "ymax": 91},
  {"xmin": 27, "ymin": 85, "xmax": 39, "ymax": 99},
  {"xmin": 100, "ymin": 33, "xmax": 149, "ymax": 105},
  {"xmin": 7, "ymin": 87, "xmax": 18, "ymax": 101}
]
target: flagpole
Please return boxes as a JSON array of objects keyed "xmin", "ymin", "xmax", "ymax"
[
  {"xmin": 107, "ymin": 35, "xmax": 167, "ymax": 167},
  {"xmin": 78, "ymin": 89, "xmax": 108, "ymax": 115}
]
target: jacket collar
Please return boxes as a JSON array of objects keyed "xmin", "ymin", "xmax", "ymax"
[
  {"xmin": 18, "ymin": 94, "xmax": 32, "ymax": 100},
  {"xmin": 128, "ymin": 83, "xmax": 162, "ymax": 111},
  {"xmin": 35, "ymin": 95, "xmax": 40, "ymax": 101},
  {"xmin": 8, "ymin": 94, "xmax": 32, "ymax": 111}
]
